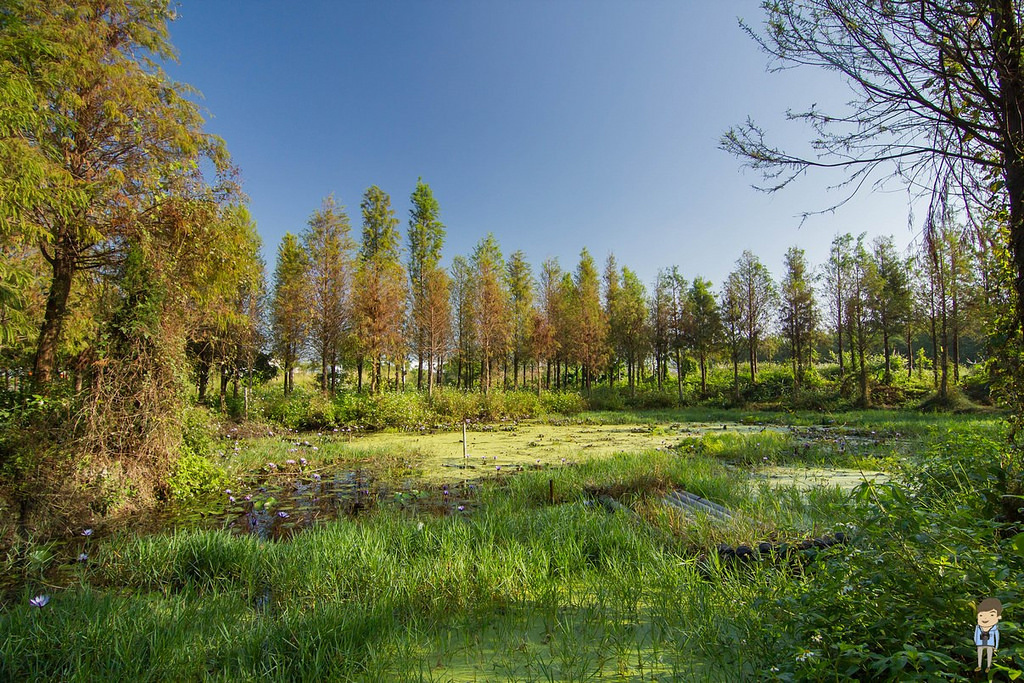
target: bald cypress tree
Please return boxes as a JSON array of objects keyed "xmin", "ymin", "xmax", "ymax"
[
  {"xmin": 353, "ymin": 186, "xmax": 406, "ymax": 393},
  {"xmin": 407, "ymin": 179, "xmax": 445, "ymax": 390},
  {"xmin": 271, "ymin": 234, "xmax": 309, "ymax": 395},
  {"xmin": 302, "ymin": 195, "xmax": 354, "ymax": 394}
]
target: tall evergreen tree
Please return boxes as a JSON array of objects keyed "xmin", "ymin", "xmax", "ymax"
[
  {"xmin": 407, "ymin": 179, "xmax": 445, "ymax": 390},
  {"xmin": 449, "ymin": 255, "xmax": 477, "ymax": 390},
  {"xmin": 506, "ymin": 250, "xmax": 534, "ymax": 390},
  {"xmin": 271, "ymin": 233, "xmax": 308, "ymax": 395},
  {"xmin": 780, "ymin": 246, "xmax": 819, "ymax": 393},
  {"xmin": 538, "ymin": 258, "xmax": 564, "ymax": 390},
  {"xmin": 353, "ymin": 186, "xmax": 406, "ymax": 393},
  {"xmin": 684, "ymin": 277, "xmax": 722, "ymax": 396},
  {"xmin": 604, "ymin": 254, "xmax": 623, "ymax": 387},
  {"xmin": 619, "ymin": 267, "xmax": 649, "ymax": 397},
  {"xmin": 868, "ymin": 236, "xmax": 911, "ymax": 385},
  {"xmin": 720, "ymin": 278, "xmax": 745, "ymax": 402},
  {"xmin": 571, "ymin": 249, "xmax": 608, "ymax": 394},
  {"xmin": 302, "ymin": 195, "xmax": 354, "ymax": 394},
  {"xmin": 727, "ymin": 250, "xmax": 777, "ymax": 384},
  {"xmin": 472, "ymin": 234, "xmax": 509, "ymax": 393},
  {"xmin": 822, "ymin": 233, "xmax": 854, "ymax": 376}
]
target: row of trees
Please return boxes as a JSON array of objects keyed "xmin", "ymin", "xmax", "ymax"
[{"xmin": 261, "ymin": 183, "xmax": 993, "ymax": 407}]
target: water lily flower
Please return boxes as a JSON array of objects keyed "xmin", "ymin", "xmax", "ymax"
[
  {"xmin": 457, "ymin": 505, "xmax": 465, "ymax": 511},
  {"xmin": 277, "ymin": 511, "xmax": 289, "ymax": 518},
  {"xmin": 244, "ymin": 494, "xmax": 252, "ymax": 501},
  {"xmin": 82, "ymin": 528, "xmax": 93, "ymax": 537},
  {"xmin": 311, "ymin": 446, "xmax": 318, "ymax": 451},
  {"xmin": 495, "ymin": 465, "xmax": 501, "ymax": 471},
  {"xmin": 312, "ymin": 473, "xmax": 321, "ymax": 481},
  {"xmin": 229, "ymin": 496, "xmax": 236, "ymax": 503},
  {"xmin": 77, "ymin": 553, "xmax": 88, "ymax": 563},
  {"xmin": 299, "ymin": 458, "xmax": 307, "ymax": 465},
  {"xmin": 286, "ymin": 459, "xmax": 296, "ymax": 466},
  {"xmin": 267, "ymin": 463, "xmax": 277, "ymax": 470},
  {"xmin": 29, "ymin": 595, "xmax": 50, "ymax": 608},
  {"xmin": 225, "ymin": 489, "xmax": 232, "ymax": 495}
]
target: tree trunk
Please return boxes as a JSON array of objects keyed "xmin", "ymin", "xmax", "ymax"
[
  {"xmin": 732, "ymin": 348, "xmax": 739, "ymax": 401},
  {"xmin": 994, "ymin": 0, "xmax": 1024, "ymax": 342},
  {"xmin": 321, "ymin": 351, "xmax": 329, "ymax": 395},
  {"xmin": 882, "ymin": 330, "xmax": 891, "ymax": 384},
  {"xmin": 675, "ymin": 349, "xmax": 683, "ymax": 403},
  {"xmin": 699, "ymin": 354, "xmax": 707, "ymax": 396},
  {"xmin": 749, "ymin": 332, "xmax": 757, "ymax": 384},
  {"xmin": 906, "ymin": 324, "xmax": 913, "ymax": 379},
  {"xmin": 32, "ymin": 252, "xmax": 76, "ymax": 390},
  {"xmin": 836, "ymin": 283, "xmax": 844, "ymax": 376},
  {"xmin": 219, "ymin": 364, "xmax": 228, "ymax": 411},
  {"xmin": 197, "ymin": 341, "xmax": 212, "ymax": 402}
]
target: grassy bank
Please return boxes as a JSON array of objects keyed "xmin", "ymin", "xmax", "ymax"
[{"xmin": 1, "ymin": 413, "xmax": 1022, "ymax": 680}]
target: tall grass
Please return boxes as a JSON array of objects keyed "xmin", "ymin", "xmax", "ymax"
[{"xmin": 3, "ymin": 416, "xmax": 1018, "ymax": 680}]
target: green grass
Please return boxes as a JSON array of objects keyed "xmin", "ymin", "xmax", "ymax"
[{"xmin": 2, "ymin": 411, "xmax": 1020, "ymax": 680}]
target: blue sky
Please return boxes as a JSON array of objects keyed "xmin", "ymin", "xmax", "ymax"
[{"xmin": 166, "ymin": 1, "xmax": 922, "ymax": 290}]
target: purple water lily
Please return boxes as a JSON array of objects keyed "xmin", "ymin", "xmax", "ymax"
[
  {"xmin": 286, "ymin": 459, "xmax": 296, "ymax": 466},
  {"xmin": 299, "ymin": 458, "xmax": 307, "ymax": 465},
  {"xmin": 81, "ymin": 528, "xmax": 93, "ymax": 537},
  {"xmin": 225, "ymin": 489, "xmax": 232, "ymax": 495},
  {"xmin": 312, "ymin": 473, "xmax": 321, "ymax": 481},
  {"xmin": 457, "ymin": 505, "xmax": 465, "ymax": 512},
  {"xmin": 229, "ymin": 496, "xmax": 236, "ymax": 503},
  {"xmin": 29, "ymin": 595, "xmax": 50, "ymax": 608},
  {"xmin": 77, "ymin": 553, "xmax": 88, "ymax": 563},
  {"xmin": 277, "ymin": 511, "xmax": 289, "ymax": 518}
]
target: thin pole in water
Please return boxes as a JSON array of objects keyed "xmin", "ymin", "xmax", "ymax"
[{"xmin": 463, "ymin": 419, "xmax": 468, "ymax": 459}]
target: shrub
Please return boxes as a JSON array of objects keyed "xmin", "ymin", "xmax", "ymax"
[
  {"xmin": 540, "ymin": 391, "xmax": 586, "ymax": 416},
  {"xmin": 427, "ymin": 388, "xmax": 480, "ymax": 422},
  {"xmin": 625, "ymin": 388, "xmax": 677, "ymax": 410},
  {"xmin": 301, "ymin": 393, "xmax": 337, "ymax": 430},
  {"xmin": 587, "ymin": 386, "xmax": 625, "ymax": 411},
  {"xmin": 262, "ymin": 390, "xmax": 311, "ymax": 430},
  {"xmin": 499, "ymin": 390, "xmax": 541, "ymax": 420},
  {"xmin": 168, "ymin": 407, "xmax": 227, "ymax": 500},
  {"xmin": 338, "ymin": 392, "xmax": 428, "ymax": 430}
]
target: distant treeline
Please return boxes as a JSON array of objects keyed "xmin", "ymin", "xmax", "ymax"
[{"xmin": 241, "ymin": 183, "xmax": 1002, "ymax": 410}]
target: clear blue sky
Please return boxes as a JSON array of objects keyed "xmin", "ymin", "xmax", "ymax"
[{"xmin": 166, "ymin": 1, "xmax": 922, "ymax": 290}]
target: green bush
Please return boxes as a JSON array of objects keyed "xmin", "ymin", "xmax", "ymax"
[
  {"xmin": 499, "ymin": 390, "xmax": 541, "ymax": 420},
  {"xmin": 540, "ymin": 391, "xmax": 587, "ymax": 416},
  {"xmin": 427, "ymin": 387, "xmax": 480, "ymax": 422},
  {"xmin": 301, "ymin": 393, "xmax": 337, "ymax": 430},
  {"xmin": 625, "ymin": 388, "xmax": 677, "ymax": 410},
  {"xmin": 337, "ymin": 392, "xmax": 428, "ymax": 430},
  {"xmin": 262, "ymin": 390, "xmax": 311, "ymax": 430},
  {"xmin": 587, "ymin": 386, "xmax": 625, "ymax": 411},
  {"xmin": 169, "ymin": 407, "xmax": 227, "ymax": 500}
]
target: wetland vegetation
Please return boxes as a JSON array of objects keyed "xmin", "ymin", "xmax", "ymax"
[
  {"xmin": 6, "ymin": 1, "xmax": 1024, "ymax": 680},
  {"xmin": 2, "ymin": 398, "xmax": 1019, "ymax": 680}
]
